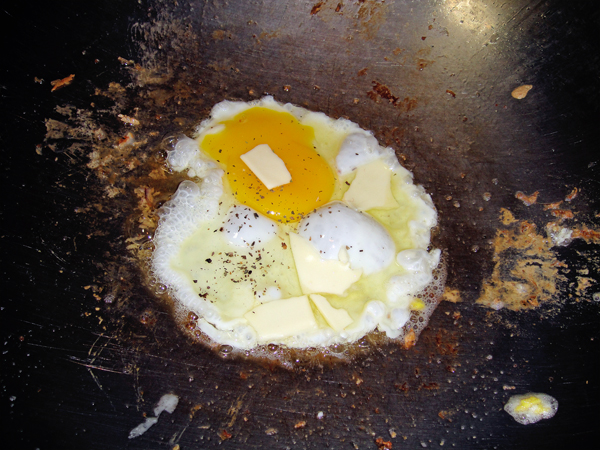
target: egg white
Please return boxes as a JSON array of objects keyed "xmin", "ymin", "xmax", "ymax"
[{"xmin": 151, "ymin": 96, "xmax": 441, "ymax": 350}]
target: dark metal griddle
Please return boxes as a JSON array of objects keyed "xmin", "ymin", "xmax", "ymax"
[{"xmin": 2, "ymin": 0, "xmax": 599, "ymax": 448}]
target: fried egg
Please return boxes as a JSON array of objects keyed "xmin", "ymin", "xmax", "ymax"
[{"xmin": 151, "ymin": 96, "xmax": 441, "ymax": 350}]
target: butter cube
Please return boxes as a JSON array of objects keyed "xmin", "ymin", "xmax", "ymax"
[
  {"xmin": 310, "ymin": 294, "xmax": 353, "ymax": 331},
  {"xmin": 289, "ymin": 232, "xmax": 362, "ymax": 295},
  {"xmin": 343, "ymin": 158, "xmax": 399, "ymax": 211},
  {"xmin": 244, "ymin": 295, "xmax": 317, "ymax": 341},
  {"xmin": 240, "ymin": 144, "xmax": 292, "ymax": 190}
]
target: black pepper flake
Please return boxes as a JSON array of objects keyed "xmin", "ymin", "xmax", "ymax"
[
  {"xmin": 205, "ymin": 258, "xmax": 212, "ymax": 263},
  {"xmin": 193, "ymin": 280, "xmax": 198, "ymax": 283}
]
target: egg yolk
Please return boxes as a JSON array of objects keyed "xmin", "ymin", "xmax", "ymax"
[
  {"xmin": 514, "ymin": 396, "xmax": 549, "ymax": 414},
  {"xmin": 201, "ymin": 107, "xmax": 335, "ymax": 223}
]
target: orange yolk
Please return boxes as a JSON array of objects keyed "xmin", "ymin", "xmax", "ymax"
[{"xmin": 201, "ymin": 107, "xmax": 335, "ymax": 223}]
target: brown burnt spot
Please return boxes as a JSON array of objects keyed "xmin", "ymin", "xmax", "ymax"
[
  {"xmin": 375, "ymin": 437, "xmax": 393, "ymax": 449},
  {"xmin": 369, "ymin": 81, "xmax": 398, "ymax": 103},
  {"xmin": 212, "ymin": 30, "xmax": 232, "ymax": 40},
  {"xmin": 551, "ymin": 209, "xmax": 574, "ymax": 220},
  {"xmin": 565, "ymin": 187, "xmax": 579, "ymax": 202},
  {"xmin": 310, "ymin": 2, "xmax": 324, "ymax": 15},
  {"xmin": 433, "ymin": 329, "xmax": 459, "ymax": 355},
  {"xmin": 355, "ymin": 0, "xmax": 388, "ymax": 40},
  {"xmin": 515, "ymin": 190, "xmax": 539, "ymax": 206},
  {"xmin": 442, "ymin": 287, "xmax": 461, "ymax": 303},
  {"xmin": 50, "ymin": 74, "xmax": 75, "ymax": 92},
  {"xmin": 394, "ymin": 381, "xmax": 409, "ymax": 392},
  {"xmin": 294, "ymin": 420, "xmax": 307, "ymax": 429},
  {"xmin": 357, "ymin": 67, "xmax": 369, "ymax": 77},
  {"xmin": 438, "ymin": 410, "xmax": 454, "ymax": 421},
  {"xmin": 543, "ymin": 200, "xmax": 563, "ymax": 210},
  {"xmin": 139, "ymin": 310, "xmax": 157, "ymax": 326},
  {"xmin": 572, "ymin": 226, "xmax": 600, "ymax": 242},
  {"xmin": 416, "ymin": 59, "xmax": 433, "ymax": 70},
  {"xmin": 419, "ymin": 382, "xmax": 439, "ymax": 390},
  {"xmin": 367, "ymin": 81, "xmax": 418, "ymax": 112},
  {"xmin": 219, "ymin": 429, "xmax": 232, "ymax": 440},
  {"xmin": 446, "ymin": 89, "xmax": 456, "ymax": 98}
]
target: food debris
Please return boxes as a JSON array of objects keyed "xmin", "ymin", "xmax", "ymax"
[
  {"xmin": 118, "ymin": 114, "xmax": 141, "ymax": 126},
  {"xmin": 551, "ymin": 209, "xmax": 574, "ymax": 220},
  {"xmin": 499, "ymin": 208, "xmax": 518, "ymax": 225},
  {"xmin": 511, "ymin": 84, "xmax": 533, "ymax": 99},
  {"xmin": 128, "ymin": 393, "xmax": 179, "ymax": 439},
  {"xmin": 543, "ymin": 201, "xmax": 563, "ymax": 210},
  {"xmin": 572, "ymin": 225, "xmax": 600, "ymax": 242},
  {"xmin": 219, "ymin": 429, "xmax": 232, "ymax": 440},
  {"xmin": 477, "ymin": 218, "xmax": 562, "ymax": 311},
  {"xmin": 294, "ymin": 420, "xmax": 307, "ymax": 429},
  {"xmin": 117, "ymin": 132, "xmax": 136, "ymax": 148},
  {"xmin": 565, "ymin": 187, "xmax": 579, "ymax": 202},
  {"xmin": 575, "ymin": 274, "xmax": 596, "ymax": 298},
  {"xmin": 403, "ymin": 329, "xmax": 416, "ymax": 348},
  {"xmin": 515, "ymin": 191, "xmax": 539, "ymax": 206},
  {"xmin": 50, "ymin": 74, "xmax": 75, "ymax": 92},
  {"xmin": 118, "ymin": 56, "xmax": 135, "ymax": 66},
  {"xmin": 375, "ymin": 437, "xmax": 393, "ymax": 449},
  {"xmin": 438, "ymin": 410, "xmax": 454, "ymax": 421},
  {"xmin": 310, "ymin": 2, "xmax": 324, "ymax": 15},
  {"xmin": 442, "ymin": 287, "xmax": 461, "ymax": 303}
]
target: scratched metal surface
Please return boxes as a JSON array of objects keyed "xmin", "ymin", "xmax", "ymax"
[{"xmin": 2, "ymin": 0, "xmax": 599, "ymax": 449}]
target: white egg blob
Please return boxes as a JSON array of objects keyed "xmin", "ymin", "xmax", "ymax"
[
  {"xmin": 336, "ymin": 132, "xmax": 381, "ymax": 175},
  {"xmin": 221, "ymin": 205, "xmax": 278, "ymax": 248},
  {"xmin": 504, "ymin": 393, "xmax": 558, "ymax": 425},
  {"xmin": 167, "ymin": 136, "xmax": 219, "ymax": 178},
  {"xmin": 387, "ymin": 249, "xmax": 441, "ymax": 305},
  {"xmin": 297, "ymin": 202, "xmax": 396, "ymax": 275}
]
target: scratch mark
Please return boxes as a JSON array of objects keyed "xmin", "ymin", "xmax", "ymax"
[
  {"xmin": 87, "ymin": 367, "xmax": 117, "ymax": 411},
  {"xmin": 226, "ymin": 394, "xmax": 246, "ymax": 428}
]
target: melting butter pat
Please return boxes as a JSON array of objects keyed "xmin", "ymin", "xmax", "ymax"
[
  {"xmin": 244, "ymin": 295, "xmax": 318, "ymax": 341},
  {"xmin": 240, "ymin": 144, "xmax": 292, "ymax": 190},
  {"xmin": 343, "ymin": 159, "xmax": 399, "ymax": 210},
  {"xmin": 310, "ymin": 294, "xmax": 353, "ymax": 331},
  {"xmin": 289, "ymin": 232, "xmax": 362, "ymax": 295}
]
